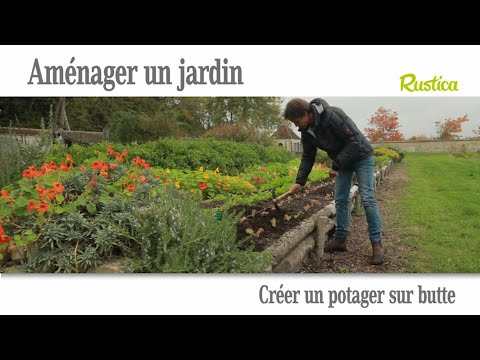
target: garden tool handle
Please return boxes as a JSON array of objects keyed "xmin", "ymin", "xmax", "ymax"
[{"xmin": 273, "ymin": 189, "xmax": 294, "ymax": 203}]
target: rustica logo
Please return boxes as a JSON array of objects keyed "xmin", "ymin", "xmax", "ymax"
[{"xmin": 400, "ymin": 73, "xmax": 459, "ymax": 92}]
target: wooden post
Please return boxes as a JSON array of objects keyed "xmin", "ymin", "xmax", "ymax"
[{"xmin": 316, "ymin": 216, "xmax": 334, "ymax": 262}]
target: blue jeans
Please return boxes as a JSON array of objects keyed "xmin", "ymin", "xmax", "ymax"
[{"xmin": 334, "ymin": 155, "xmax": 382, "ymax": 243}]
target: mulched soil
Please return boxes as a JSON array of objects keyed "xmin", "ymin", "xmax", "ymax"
[
  {"xmin": 300, "ymin": 163, "xmax": 410, "ymax": 273},
  {"xmin": 232, "ymin": 182, "xmax": 335, "ymax": 251}
]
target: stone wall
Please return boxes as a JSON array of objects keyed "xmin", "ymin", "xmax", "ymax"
[
  {"xmin": 375, "ymin": 139, "xmax": 480, "ymax": 153},
  {"xmin": 0, "ymin": 127, "xmax": 105, "ymax": 145},
  {"xmin": 273, "ymin": 139, "xmax": 302, "ymax": 153}
]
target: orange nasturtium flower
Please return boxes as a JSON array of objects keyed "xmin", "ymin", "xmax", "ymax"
[
  {"xmin": 0, "ymin": 225, "xmax": 10, "ymax": 244},
  {"xmin": 122, "ymin": 149, "xmax": 128, "ymax": 158},
  {"xmin": 1, "ymin": 190, "xmax": 13, "ymax": 201},
  {"xmin": 116, "ymin": 155, "xmax": 124, "ymax": 163},
  {"xmin": 37, "ymin": 203, "xmax": 48, "ymax": 213},
  {"xmin": 132, "ymin": 157, "xmax": 151, "ymax": 170},
  {"xmin": 92, "ymin": 161, "xmax": 107, "ymax": 170},
  {"xmin": 53, "ymin": 182, "xmax": 65, "ymax": 193},
  {"xmin": 47, "ymin": 190, "xmax": 58, "ymax": 201},
  {"xmin": 27, "ymin": 200, "xmax": 37, "ymax": 212},
  {"xmin": 127, "ymin": 185, "xmax": 135, "ymax": 192},
  {"xmin": 107, "ymin": 146, "xmax": 116, "ymax": 155},
  {"xmin": 199, "ymin": 182, "xmax": 208, "ymax": 191},
  {"xmin": 59, "ymin": 162, "xmax": 70, "ymax": 172},
  {"xmin": 23, "ymin": 167, "xmax": 37, "ymax": 178}
]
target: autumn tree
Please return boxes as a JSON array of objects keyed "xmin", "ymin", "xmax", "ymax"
[
  {"xmin": 365, "ymin": 107, "xmax": 404, "ymax": 142},
  {"xmin": 435, "ymin": 115, "xmax": 469, "ymax": 140}
]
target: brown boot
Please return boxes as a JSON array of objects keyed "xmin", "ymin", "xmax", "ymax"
[
  {"xmin": 371, "ymin": 242, "xmax": 385, "ymax": 265},
  {"xmin": 325, "ymin": 237, "xmax": 347, "ymax": 253}
]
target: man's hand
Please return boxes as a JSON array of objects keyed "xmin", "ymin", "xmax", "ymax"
[
  {"xmin": 329, "ymin": 170, "xmax": 338, "ymax": 179},
  {"xmin": 289, "ymin": 183, "xmax": 302, "ymax": 193}
]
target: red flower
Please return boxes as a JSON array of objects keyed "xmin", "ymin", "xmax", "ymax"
[
  {"xmin": 23, "ymin": 169, "xmax": 34, "ymax": 178},
  {"xmin": 53, "ymin": 182, "xmax": 65, "ymax": 193},
  {"xmin": 0, "ymin": 225, "xmax": 11, "ymax": 244},
  {"xmin": 122, "ymin": 149, "xmax": 128, "ymax": 158},
  {"xmin": 0, "ymin": 235, "xmax": 10, "ymax": 245},
  {"xmin": 127, "ymin": 184, "xmax": 135, "ymax": 192},
  {"xmin": 107, "ymin": 146, "xmax": 116, "ymax": 155},
  {"xmin": 1, "ymin": 190, "xmax": 13, "ymax": 201},
  {"xmin": 47, "ymin": 190, "xmax": 57, "ymax": 201},
  {"xmin": 59, "ymin": 162, "xmax": 70, "ymax": 172},
  {"xmin": 258, "ymin": 167, "xmax": 267, "ymax": 171},
  {"xmin": 116, "ymin": 155, "xmax": 124, "ymax": 163},
  {"xmin": 199, "ymin": 182, "xmax": 208, "ymax": 191},
  {"xmin": 27, "ymin": 200, "xmax": 37, "ymax": 212},
  {"xmin": 91, "ymin": 162, "xmax": 103, "ymax": 170},
  {"xmin": 37, "ymin": 203, "xmax": 48, "ymax": 213}
]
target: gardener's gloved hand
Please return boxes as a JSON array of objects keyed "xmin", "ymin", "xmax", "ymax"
[{"xmin": 329, "ymin": 170, "xmax": 338, "ymax": 179}]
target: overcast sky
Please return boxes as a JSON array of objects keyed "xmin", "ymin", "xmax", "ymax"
[{"xmin": 283, "ymin": 97, "xmax": 480, "ymax": 139}]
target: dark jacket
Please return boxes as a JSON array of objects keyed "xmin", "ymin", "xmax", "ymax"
[{"xmin": 296, "ymin": 98, "xmax": 373, "ymax": 186}]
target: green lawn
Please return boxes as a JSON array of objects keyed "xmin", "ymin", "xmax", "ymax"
[{"xmin": 400, "ymin": 153, "xmax": 480, "ymax": 272}]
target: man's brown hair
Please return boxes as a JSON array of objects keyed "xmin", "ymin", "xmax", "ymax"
[{"xmin": 283, "ymin": 98, "xmax": 310, "ymax": 120}]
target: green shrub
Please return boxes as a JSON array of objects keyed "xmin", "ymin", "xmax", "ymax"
[
  {"xmin": 43, "ymin": 139, "xmax": 294, "ymax": 175},
  {"xmin": 24, "ymin": 184, "xmax": 271, "ymax": 273},
  {"xmin": 385, "ymin": 145, "xmax": 405, "ymax": 160},
  {"xmin": 0, "ymin": 131, "xmax": 51, "ymax": 188},
  {"xmin": 373, "ymin": 147, "xmax": 401, "ymax": 162},
  {"xmin": 315, "ymin": 150, "xmax": 332, "ymax": 167},
  {"xmin": 128, "ymin": 187, "xmax": 271, "ymax": 273},
  {"xmin": 374, "ymin": 154, "xmax": 391, "ymax": 168}
]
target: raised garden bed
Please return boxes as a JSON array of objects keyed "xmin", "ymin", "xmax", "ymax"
[{"xmin": 232, "ymin": 162, "xmax": 394, "ymax": 273}]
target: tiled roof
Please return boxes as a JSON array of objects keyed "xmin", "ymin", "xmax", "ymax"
[{"xmin": 272, "ymin": 125, "xmax": 300, "ymax": 140}]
